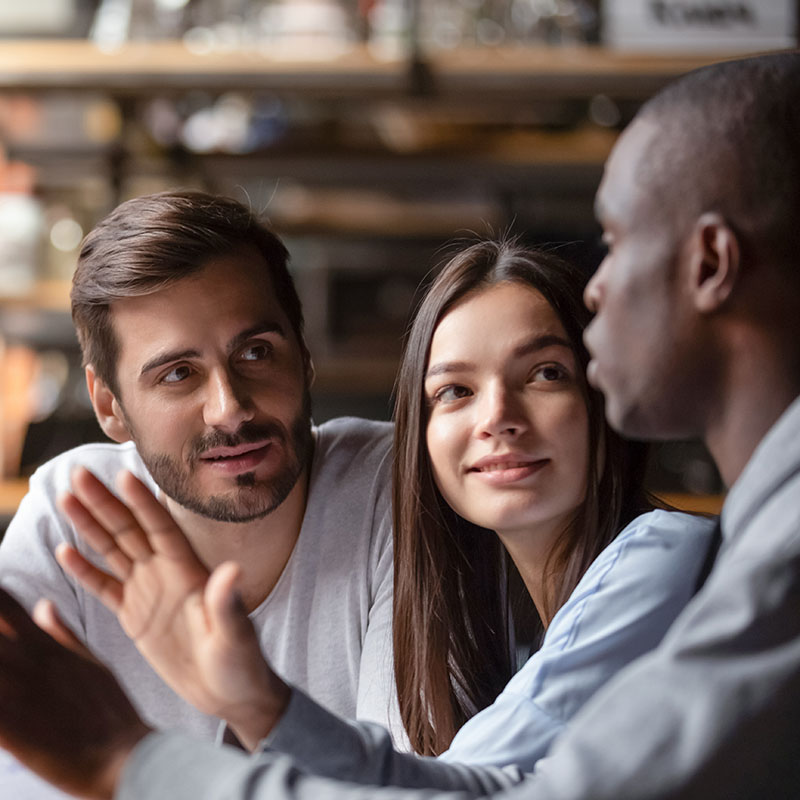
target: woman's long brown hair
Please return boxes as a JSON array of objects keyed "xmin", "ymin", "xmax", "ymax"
[{"xmin": 392, "ymin": 239, "xmax": 654, "ymax": 756}]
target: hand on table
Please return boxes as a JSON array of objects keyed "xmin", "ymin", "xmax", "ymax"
[
  {"xmin": 57, "ymin": 467, "xmax": 290, "ymax": 750},
  {"xmin": 0, "ymin": 587, "xmax": 149, "ymax": 800}
]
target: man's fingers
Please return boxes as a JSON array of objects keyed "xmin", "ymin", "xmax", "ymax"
[
  {"xmin": 58, "ymin": 492, "xmax": 133, "ymax": 580},
  {"xmin": 56, "ymin": 543, "xmax": 124, "ymax": 613},
  {"xmin": 182, "ymin": 562, "xmax": 241, "ymax": 646},
  {"xmin": 32, "ymin": 599, "xmax": 96, "ymax": 662},
  {"xmin": 117, "ymin": 470, "xmax": 205, "ymax": 567},
  {"xmin": 69, "ymin": 467, "xmax": 154, "ymax": 562},
  {"xmin": 205, "ymin": 562, "xmax": 253, "ymax": 641}
]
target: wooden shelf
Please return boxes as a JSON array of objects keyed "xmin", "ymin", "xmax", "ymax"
[
  {"xmin": 0, "ymin": 478, "xmax": 27, "ymax": 518},
  {"xmin": 428, "ymin": 46, "xmax": 752, "ymax": 99},
  {"xmin": 0, "ymin": 40, "xmax": 407, "ymax": 95},
  {"xmin": 658, "ymin": 493, "xmax": 724, "ymax": 515},
  {"xmin": 0, "ymin": 280, "xmax": 72, "ymax": 313},
  {"xmin": 0, "ymin": 40, "xmax": 751, "ymax": 98}
]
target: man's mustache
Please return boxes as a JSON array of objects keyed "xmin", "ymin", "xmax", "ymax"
[{"xmin": 188, "ymin": 421, "xmax": 287, "ymax": 464}]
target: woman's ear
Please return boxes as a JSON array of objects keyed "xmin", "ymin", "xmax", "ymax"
[
  {"xmin": 85, "ymin": 366, "xmax": 131, "ymax": 443},
  {"xmin": 687, "ymin": 212, "xmax": 741, "ymax": 313}
]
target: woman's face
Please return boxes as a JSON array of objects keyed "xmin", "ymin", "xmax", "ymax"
[{"xmin": 424, "ymin": 282, "xmax": 589, "ymax": 545}]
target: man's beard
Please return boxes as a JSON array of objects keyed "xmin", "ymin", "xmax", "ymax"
[{"xmin": 130, "ymin": 391, "xmax": 313, "ymax": 523}]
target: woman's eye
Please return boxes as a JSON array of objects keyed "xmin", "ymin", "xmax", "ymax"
[
  {"xmin": 432, "ymin": 385, "xmax": 472, "ymax": 404},
  {"xmin": 532, "ymin": 364, "xmax": 566, "ymax": 383},
  {"xmin": 239, "ymin": 342, "xmax": 272, "ymax": 362},
  {"xmin": 161, "ymin": 365, "xmax": 192, "ymax": 384}
]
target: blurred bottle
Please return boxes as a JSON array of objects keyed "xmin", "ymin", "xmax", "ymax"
[
  {"xmin": 0, "ymin": 157, "xmax": 44, "ymax": 298},
  {"xmin": 0, "ymin": 338, "xmax": 40, "ymax": 479},
  {"xmin": 91, "ymin": 0, "xmax": 191, "ymax": 47},
  {"xmin": 412, "ymin": 0, "xmax": 599, "ymax": 51},
  {"xmin": 367, "ymin": 0, "xmax": 412, "ymax": 58}
]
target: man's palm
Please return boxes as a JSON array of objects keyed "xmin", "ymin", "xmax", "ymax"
[{"xmin": 58, "ymin": 468, "xmax": 285, "ymax": 744}]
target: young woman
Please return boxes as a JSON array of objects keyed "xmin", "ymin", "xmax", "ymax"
[
  {"xmin": 389, "ymin": 240, "xmax": 714, "ymax": 767},
  {"xmin": 54, "ymin": 239, "xmax": 716, "ymax": 790}
]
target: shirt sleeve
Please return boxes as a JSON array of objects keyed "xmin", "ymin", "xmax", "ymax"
[
  {"xmin": 262, "ymin": 687, "xmax": 525, "ymax": 792},
  {"xmin": 353, "ymin": 500, "xmax": 408, "ymax": 748},
  {"xmin": 439, "ymin": 511, "xmax": 716, "ymax": 772},
  {"xmin": 120, "ymin": 731, "xmax": 507, "ymax": 800},
  {"xmin": 0, "ymin": 469, "xmax": 85, "ymax": 638}
]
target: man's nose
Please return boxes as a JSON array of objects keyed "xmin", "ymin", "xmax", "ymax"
[
  {"xmin": 584, "ymin": 261, "xmax": 605, "ymax": 313},
  {"xmin": 202, "ymin": 369, "xmax": 255, "ymax": 431}
]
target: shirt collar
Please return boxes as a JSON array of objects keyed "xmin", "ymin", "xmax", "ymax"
[{"xmin": 721, "ymin": 393, "xmax": 800, "ymax": 542}]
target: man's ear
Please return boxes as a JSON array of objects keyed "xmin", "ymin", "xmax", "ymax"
[
  {"xmin": 687, "ymin": 212, "xmax": 741, "ymax": 313},
  {"xmin": 85, "ymin": 365, "xmax": 131, "ymax": 443}
]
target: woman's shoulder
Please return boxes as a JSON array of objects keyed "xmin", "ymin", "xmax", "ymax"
[
  {"xmin": 544, "ymin": 510, "xmax": 718, "ymax": 652},
  {"xmin": 502, "ymin": 513, "xmax": 717, "ymax": 716},
  {"xmin": 618, "ymin": 508, "xmax": 717, "ymax": 546},
  {"xmin": 586, "ymin": 509, "xmax": 717, "ymax": 589}
]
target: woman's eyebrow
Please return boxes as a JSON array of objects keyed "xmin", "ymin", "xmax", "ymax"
[
  {"xmin": 425, "ymin": 360, "xmax": 473, "ymax": 380},
  {"xmin": 513, "ymin": 334, "xmax": 572, "ymax": 358},
  {"xmin": 425, "ymin": 335, "xmax": 571, "ymax": 380}
]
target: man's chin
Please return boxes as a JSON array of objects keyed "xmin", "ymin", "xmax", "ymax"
[
  {"xmin": 601, "ymin": 395, "xmax": 640, "ymax": 438},
  {"xmin": 607, "ymin": 401, "xmax": 674, "ymax": 442},
  {"xmin": 135, "ymin": 400, "xmax": 313, "ymax": 526},
  {"xmin": 174, "ymin": 486, "xmax": 286, "ymax": 523},
  {"xmin": 156, "ymin": 465, "xmax": 304, "ymax": 524}
]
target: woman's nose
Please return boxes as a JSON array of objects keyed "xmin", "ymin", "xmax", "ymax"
[{"xmin": 477, "ymin": 384, "xmax": 528, "ymax": 439}]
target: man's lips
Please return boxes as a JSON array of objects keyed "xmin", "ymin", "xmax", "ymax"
[
  {"xmin": 586, "ymin": 359, "xmax": 600, "ymax": 389},
  {"xmin": 583, "ymin": 328, "xmax": 600, "ymax": 388},
  {"xmin": 199, "ymin": 440, "xmax": 273, "ymax": 461},
  {"xmin": 197, "ymin": 440, "xmax": 275, "ymax": 475}
]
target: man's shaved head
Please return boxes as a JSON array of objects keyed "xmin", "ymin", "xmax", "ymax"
[{"xmin": 633, "ymin": 52, "xmax": 800, "ymax": 278}]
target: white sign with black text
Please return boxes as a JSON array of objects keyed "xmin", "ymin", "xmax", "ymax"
[{"xmin": 603, "ymin": 0, "xmax": 797, "ymax": 51}]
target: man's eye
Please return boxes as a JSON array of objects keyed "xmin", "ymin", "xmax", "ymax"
[
  {"xmin": 433, "ymin": 385, "xmax": 472, "ymax": 404},
  {"xmin": 239, "ymin": 342, "xmax": 272, "ymax": 362},
  {"xmin": 161, "ymin": 365, "xmax": 192, "ymax": 384}
]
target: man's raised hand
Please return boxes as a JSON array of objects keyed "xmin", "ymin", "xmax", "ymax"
[{"xmin": 57, "ymin": 468, "xmax": 289, "ymax": 749}]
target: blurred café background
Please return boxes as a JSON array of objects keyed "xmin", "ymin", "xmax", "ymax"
[{"xmin": 0, "ymin": 0, "xmax": 797, "ymax": 531}]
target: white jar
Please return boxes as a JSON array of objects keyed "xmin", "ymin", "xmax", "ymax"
[{"xmin": 0, "ymin": 193, "xmax": 44, "ymax": 297}]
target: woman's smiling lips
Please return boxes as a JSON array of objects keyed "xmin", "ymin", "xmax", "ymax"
[
  {"xmin": 198, "ymin": 440, "xmax": 275, "ymax": 475},
  {"xmin": 468, "ymin": 454, "xmax": 550, "ymax": 485}
]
